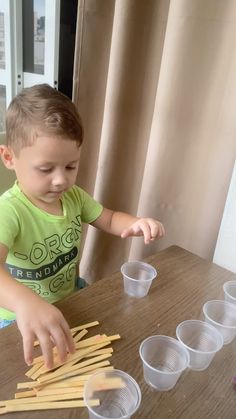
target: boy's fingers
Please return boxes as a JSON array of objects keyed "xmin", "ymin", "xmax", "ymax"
[
  {"xmin": 150, "ymin": 224, "xmax": 159, "ymax": 239},
  {"xmin": 51, "ymin": 320, "xmax": 75, "ymax": 365},
  {"xmin": 150, "ymin": 222, "xmax": 165, "ymax": 239},
  {"xmin": 22, "ymin": 331, "xmax": 35, "ymax": 366},
  {"xmin": 121, "ymin": 223, "xmax": 142, "ymax": 238},
  {"xmin": 38, "ymin": 332, "xmax": 54, "ymax": 369},
  {"xmin": 50, "ymin": 328, "xmax": 68, "ymax": 365},
  {"xmin": 121, "ymin": 220, "xmax": 165, "ymax": 242},
  {"xmin": 121, "ymin": 228, "xmax": 130, "ymax": 238},
  {"xmin": 159, "ymin": 223, "xmax": 165, "ymax": 237},
  {"xmin": 60, "ymin": 320, "xmax": 76, "ymax": 354},
  {"xmin": 138, "ymin": 221, "xmax": 151, "ymax": 243}
]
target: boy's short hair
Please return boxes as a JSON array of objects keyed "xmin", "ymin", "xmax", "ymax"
[{"xmin": 6, "ymin": 84, "xmax": 83, "ymax": 154}]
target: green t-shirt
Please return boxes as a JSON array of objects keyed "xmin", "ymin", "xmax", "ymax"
[{"xmin": 0, "ymin": 182, "xmax": 103, "ymax": 320}]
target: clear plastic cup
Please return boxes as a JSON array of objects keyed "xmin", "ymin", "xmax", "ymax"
[
  {"xmin": 121, "ymin": 261, "xmax": 157, "ymax": 297},
  {"xmin": 83, "ymin": 369, "xmax": 141, "ymax": 419},
  {"xmin": 176, "ymin": 320, "xmax": 223, "ymax": 370},
  {"xmin": 223, "ymin": 281, "xmax": 236, "ymax": 305},
  {"xmin": 203, "ymin": 300, "xmax": 236, "ymax": 344},
  {"xmin": 139, "ymin": 335, "xmax": 189, "ymax": 391}
]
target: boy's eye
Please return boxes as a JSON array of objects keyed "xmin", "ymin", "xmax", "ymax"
[
  {"xmin": 66, "ymin": 166, "xmax": 76, "ymax": 170},
  {"xmin": 38, "ymin": 167, "xmax": 53, "ymax": 173}
]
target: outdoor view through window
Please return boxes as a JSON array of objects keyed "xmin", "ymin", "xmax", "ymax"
[
  {"xmin": 23, "ymin": 0, "xmax": 45, "ymax": 74},
  {"xmin": 0, "ymin": 0, "xmax": 46, "ymax": 131}
]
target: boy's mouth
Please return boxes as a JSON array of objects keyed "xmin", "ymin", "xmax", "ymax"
[{"xmin": 47, "ymin": 190, "xmax": 64, "ymax": 195}]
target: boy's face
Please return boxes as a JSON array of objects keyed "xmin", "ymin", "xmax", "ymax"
[{"xmin": 4, "ymin": 135, "xmax": 81, "ymax": 210}]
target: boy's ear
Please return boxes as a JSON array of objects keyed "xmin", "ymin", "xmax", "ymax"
[{"xmin": 0, "ymin": 145, "xmax": 15, "ymax": 170}]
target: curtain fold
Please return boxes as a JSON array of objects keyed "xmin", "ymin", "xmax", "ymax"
[{"xmin": 73, "ymin": 0, "xmax": 236, "ymax": 282}]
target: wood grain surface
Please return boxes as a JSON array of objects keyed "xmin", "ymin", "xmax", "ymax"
[{"xmin": 0, "ymin": 245, "xmax": 236, "ymax": 418}]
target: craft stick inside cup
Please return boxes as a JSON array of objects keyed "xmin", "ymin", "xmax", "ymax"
[
  {"xmin": 84, "ymin": 370, "xmax": 141, "ymax": 418},
  {"xmin": 87, "ymin": 372, "xmax": 126, "ymax": 397},
  {"xmin": 92, "ymin": 376, "xmax": 126, "ymax": 392}
]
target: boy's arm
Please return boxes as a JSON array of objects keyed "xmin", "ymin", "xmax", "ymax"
[
  {"xmin": 91, "ymin": 208, "xmax": 165, "ymax": 244},
  {"xmin": 0, "ymin": 243, "xmax": 75, "ymax": 368}
]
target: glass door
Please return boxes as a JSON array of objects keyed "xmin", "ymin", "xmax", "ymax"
[
  {"xmin": 23, "ymin": 0, "xmax": 60, "ymax": 88},
  {"xmin": 0, "ymin": 0, "xmax": 60, "ymax": 131},
  {"xmin": 0, "ymin": 0, "xmax": 14, "ymax": 130}
]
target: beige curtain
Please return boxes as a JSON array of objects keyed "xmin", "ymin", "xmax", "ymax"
[{"xmin": 73, "ymin": 0, "xmax": 236, "ymax": 283}]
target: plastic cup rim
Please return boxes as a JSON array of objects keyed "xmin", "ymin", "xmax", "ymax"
[
  {"xmin": 223, "ymin": 281, "xmax": 236, "ymax": 301},
  {"xmin": 203, "ymin": 299, "xmax": 236, "ymax": 329},
  {"xmin": 139, "ymin": 335, "xmax": 190, "ymax": 375},
  {"xmin": 83, "ymin": 369, "xmax": 142, "ymax": 419},
  {"xmin": 176, "ymin": 319, "xmax": 224, "ymax": 354},
  {"xmin": 121, "ymin": 261, "xmax": 157, "ymax": 282}
]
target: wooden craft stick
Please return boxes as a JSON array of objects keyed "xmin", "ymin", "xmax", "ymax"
[
  {"xmin": 25, "ymin": 361, "xmax": 44, "ymax": 378},
  {"xmin": 34, "ymin": 369, "xmax": 113, "ymax": 391},
  {"xmin": 1, "ymin": 391, "xmax": 84, "ymax": 405},
  {"xmin": 70, "ymin": 321, "xmax": 99, "ymax": 334},
  {"xmin": 61, "ymin": 343, "xmax": 113, "ymax": 370},
  {"xmin": 34, "ymin": 382, "xmax": 84, "ymax": 392},
  {"xmin": 38, "ymin": 354, "xmax": 112, "ymax": 384},
  {"xmin": 35, "ymin": 375, "xmax": 92, "ymax": 390},
  {"xmin": 75, "ymin": 334, "xmax": 120, "ymax": 349},
  {"xmin": 73, "ymin": 328, "xmax": 88, "ymax": 343},
  {"xmin": 91, "ymin": 377, "xmax": 125, "ymax": 391},
  {"xmin": 15, "ymin": 390, "xmax": 36, "ymax": 399},
  {"xmin": 38, "ymin": 340, "xmax": 113, "ymax": 379},
  {"xmin": 35, "ymin": 339, "xmax": 102, "ymax": 375},
  {"xmin": 56, "ymin": 346, "xmax": 112, "ymax": 372},
  {"xmin": 0, "ymin": 399, "xmax": 100, "ymax": 413},
  {"xmin": 32, "ymin": 333, "xmax": 114, "ymax": 368},
  {"xmin": 38, "ymin": 360, "xmax": 111, "ymax": 385},
  {"xmin": 32, "ymin": 347, "xmax": 58, "ymax": 364},
  {"xmin": 75, "ymin": 334, "xmax": 105, "ymax": 348},
  {"xmin": 31, "ymin": 367, "xmax": 114, "ymax": 392},
  {"xmin": 104, "ymin": 334, "xmax": 121, "ymax": 343},
  {"xmin": 17, "ymin": 373, "xmax": 94, "ymax": 390},
  {"xmin": 17, "ymin": 360, "xmax": 115, "ymax": 391},
  {"xmin": 33, "ymin": 329, "xmax": 89, "ymax": 370},
  {"xmin": 4, "ymin": 322, "xmax": 122, "ymax": 416},
  {"xmin": 17, "ymin": 381, "xmax": 38, "ymax": 390},
  {"xmin": 33, "ymin": 329, "xmax": 89, "ymax": 366},
  {"xmin": 93, "ymin": 366, "xmax": 114, "ymax": 373},
  {"xmin": 35, "ymin": 386, "xmax": 84, "ymax": 396},
  {"xmin": 84, "ymin": 348, "xmax": 113, "ymax": 358},
  {"xmin": 30, "ymin": 365, "xmax": 47, "ymax": 381},
  {"xmin": 64, "ymin": 353, "xmax": 113, "ymax": 372}
]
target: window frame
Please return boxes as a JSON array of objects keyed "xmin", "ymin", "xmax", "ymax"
[{"xmin": 0, "ymin": 0, "xmax": 60, "ymax": 112}]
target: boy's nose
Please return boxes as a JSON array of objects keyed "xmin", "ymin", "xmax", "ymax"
[{"xmin": 52, "ymin": 170, "xmax": 67, "ymax": 187}]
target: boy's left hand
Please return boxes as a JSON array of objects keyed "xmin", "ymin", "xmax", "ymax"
[{"xmin": 121, "ymin": 218, "xmax": 165, "ymax": 244}]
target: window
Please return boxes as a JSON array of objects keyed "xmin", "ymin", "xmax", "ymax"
[
  {"xmin": 23, "ymin": 0, "xmax": 46, "ymax": 75},
  {"xmin": 0, "ymin": 0, "xmax": 60, "ymax": 131}
]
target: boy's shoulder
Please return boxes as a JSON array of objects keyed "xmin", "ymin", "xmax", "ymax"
[
  {"xmin": 0, "ymin": 183, "xmax": 18, "ymax": 205},
  {"xmin": 0, "ymin": 185, "xmax": 22, "ymax": 222}
]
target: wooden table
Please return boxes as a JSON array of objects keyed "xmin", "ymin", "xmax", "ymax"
[{"xmin": 1, "ymin": 245, "xmax": 236, "ymax": 418}]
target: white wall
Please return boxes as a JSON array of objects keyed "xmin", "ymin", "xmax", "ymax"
[{"xmin": 213, "ymin": 161, "xmax": 236, "ymax": 273}]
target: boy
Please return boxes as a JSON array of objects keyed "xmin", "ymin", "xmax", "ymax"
[{"xmin": 0, "ymin": 84, "xmax": 165, "ymax": 369}]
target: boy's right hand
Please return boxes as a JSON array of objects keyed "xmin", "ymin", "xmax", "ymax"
[{"xmin": 15, "ymin": 294, "xmax": 75, "ymax": 369}]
